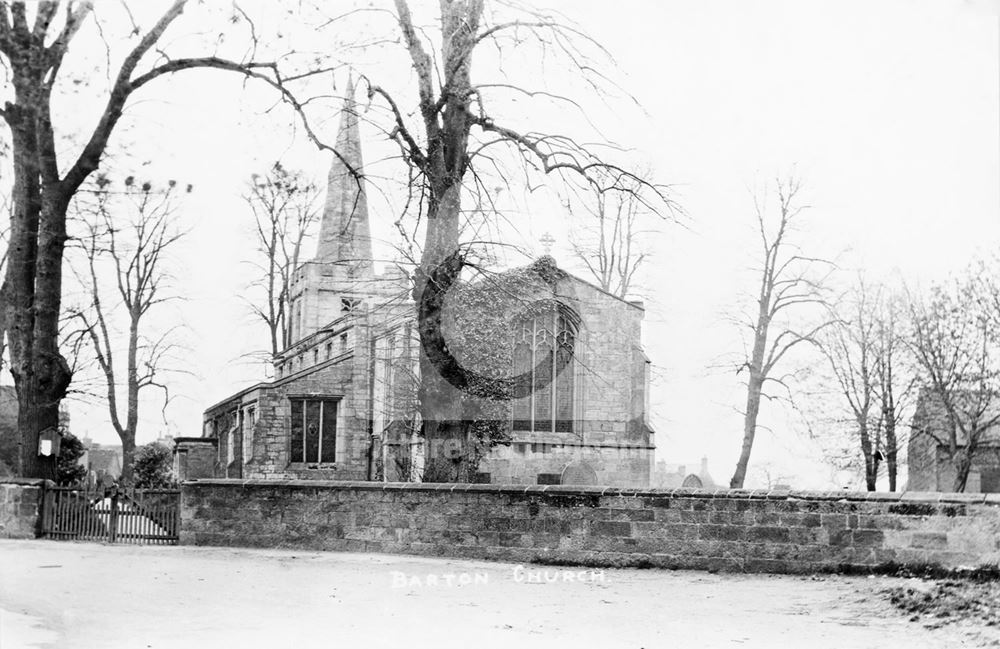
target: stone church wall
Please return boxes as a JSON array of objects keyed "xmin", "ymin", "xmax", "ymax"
[
  {"xmin": 181, "ymin": 479, "xmax": 1000, "ymax": 574},
  {"xmin": 205, "ymin": 269, "xmax": 654, "ymax": 487},
  {"xmin": 209, "ymin": 316, "xmax": 380, "ymax": 482},
  {"xmin": 248, "ymin": 350, "xmax": 371, "ymax": 481},
  {"xmin": 571, "ymin": 280, "xmax": 649, "ymax": 443},
  {"xmin": 481, "ymin": 442, "xmax": 651, "ymax": 487},
  {"xmin": 475, "ymin": 276, "xmax": 653, "ymax": 486}
]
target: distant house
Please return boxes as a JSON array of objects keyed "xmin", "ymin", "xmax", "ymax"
[
  {"xmin": 907, "ymin": 389, "xmax": 1000, "ymax": 493},
  {"xmin": 80, "ymin": 438, "xmax": 123, "ymax": 479},
  {"xmin": 652, "ymin": 457, "xmax": 716, "ymax": 489}
]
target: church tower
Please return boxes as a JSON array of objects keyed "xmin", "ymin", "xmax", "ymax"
[{"xmin": 286, "ymin": 78, "xmax": 380, "ymax": 346}]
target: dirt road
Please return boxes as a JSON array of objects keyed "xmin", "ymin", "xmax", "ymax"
[{"xmin": 0, "ymin": 539, "xmax": 992, "ymax": 648}]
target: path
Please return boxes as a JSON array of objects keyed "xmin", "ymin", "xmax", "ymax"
[{"xmin": 0, "ymin": 539, "xmax": 991, "ymax": 648}]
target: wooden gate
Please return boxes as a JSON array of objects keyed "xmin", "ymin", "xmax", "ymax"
[{"xmin": 41, "ymin": 485, "xmax": 180, "ymax": 544}]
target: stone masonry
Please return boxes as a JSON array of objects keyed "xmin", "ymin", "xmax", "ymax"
[
  {"xmin": 0, "ymin": 479, "xmax": 46, "ymax": 539},
  {"xmin": 181, "ymin": 480, "xmax": 1000, "ymax": 574},
  {"xmin": 474, "ymin": 273, "xmax": 653, "ymax": 487},
  {"xmin": 173, "ymin": 437, "xmax": 219, "ymax": 481},
  {"xmin": 203, "ymin": 312, "xmax": 378, "ymax": 481}
]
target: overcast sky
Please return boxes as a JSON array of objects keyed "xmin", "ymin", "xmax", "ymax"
[{"xmin": 53, "ymin": 0, "xmax": 1000, "ymax": 490}]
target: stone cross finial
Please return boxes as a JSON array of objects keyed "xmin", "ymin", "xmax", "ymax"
[{"xmin": 540, "ymin": 232, "xmax": 555, "ymax": 255}]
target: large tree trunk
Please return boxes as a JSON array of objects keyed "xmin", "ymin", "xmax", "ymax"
[
  {"xmin": 5, "ymin": 88, "xmax": 73, "ymax": 479},
  {"xmin": 118, "ymin": 312, "xmax": 141, "ymax": 483},
  {"xmin": 399, "ymin": 0, "xmax": 483, "ymax": 483},
  {"xmin": 858, "ymin": 426, "xmax": 878, "ymax": 491},
  {"xmin": 858, "ymin": 422, "xmax": 878, "ymax": 491},
  {"xmin": 12, "ymin": 200, "xmax": 73, "ymax": 481},
  {"xmin": 120, "ymin": 433, "xmax": 136, "ymax": 484},
  {"xmin": 13, "ymin": 377, "xmax": 61, "ymax": 480},
  {"xmin": 731, "ymin": 370, "xmax": 763, "ymax": 489},
  {"xmin": 731, "ymin": 298, "xmax": 769, "ymax": 489},
  {"xmin": 415, "ymin": 183, "xmax": 472, "ymax": 482}
]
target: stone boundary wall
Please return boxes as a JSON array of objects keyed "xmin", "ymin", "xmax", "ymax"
[
  {"xmin": 0, "ymin": 478, "xmax": 47, "ymax": 539},
  {"xmin": 181, "ymin": 480, "xmax": 1000, "ymax": 574}
]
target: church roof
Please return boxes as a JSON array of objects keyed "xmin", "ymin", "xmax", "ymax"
[
  {"xmin": 490, "ymin": 255, "xmax": 645, "ymax": 312},
  {"xmin": 560, "ymin": 268, "xmax": 646, "ymax": 311}
]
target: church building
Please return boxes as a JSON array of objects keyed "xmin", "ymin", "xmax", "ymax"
[{"xmin": 197, "ymin": 83, "xmax": 655, "ymax": 487}]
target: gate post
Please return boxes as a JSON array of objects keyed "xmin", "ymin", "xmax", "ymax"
[
  {"xmin": 108, "ymin": 488, "xmax": 119, "ymax": 543},
  {"xmin": 36, "ymin": 480, "xmax": 50, "ymax": 538}
]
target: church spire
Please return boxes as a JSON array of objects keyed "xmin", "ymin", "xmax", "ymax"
[{"xmin": 314, "ymin": 75, "xmax": 373, "ymax": 279}]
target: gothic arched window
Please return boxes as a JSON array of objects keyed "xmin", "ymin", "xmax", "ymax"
[{"xmin": 512, "ymin": 308, "xmax": 575, "ymax": 433}]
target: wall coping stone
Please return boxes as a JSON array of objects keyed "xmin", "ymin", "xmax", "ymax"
[
  {"xmin": 866, "ymin": 492, "xmax": 904, "ymax": 501},
  {"xmin": 939, "ymin": 492, "xmax": 987, "ymax": 504},
  {"xmin": 0, "ymin": 478, "xmax": 52, "ymax": 487},
  {"xmin": 901, "ymin": 491, "xmax": 940, "ymax": 502},
  {"xmin": 181, "ymin": 479, "xmax": 1000, "ymax": 506}
]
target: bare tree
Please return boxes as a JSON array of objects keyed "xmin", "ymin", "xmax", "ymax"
[
  {"xmin": 362, "ymin": 0, "xmax": 672, "ymax": 481},
  {"xmin": 730, "ymin": 176, "xmax": 832, "ymax": 489},
  {"xmin": 819, "ymin": 279, "xmax": 881, "ymax": 490},
  {"xmin": 68, "ymin": 176, "xmax": 186, "ymax": 483},
  {"xmin": 748, "ymin": 462, "xmax": 795, "ymax": 489},
  {"xmin": 244, "ymin": 162, "xmax": 321, "ymax": 362},
  {"xmin": 0, "ymin": 1, "xmax": 349, "ymax": 478},
  {"xmin": 972, "ymin": 255, "xmax": 1000, "ymax": 340},
  {"xmin": 907, "ymin": 275, "xmax": 1000, "ymax": 492},
  {"xmin": 817, "ymin": 278, "xmax": 913, "ymax": 490},
  {"xmin": 567, "ymin": 174, "xmax": 657, "ymax": 299},
  {"xmin": 873, "ymin": 289, "xmax": 913, "ymax": 491}
]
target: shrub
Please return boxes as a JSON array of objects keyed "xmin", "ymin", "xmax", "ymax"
[{"xmin": 132, "ymin": 442, "xmax": 175, "ymax": 489}]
